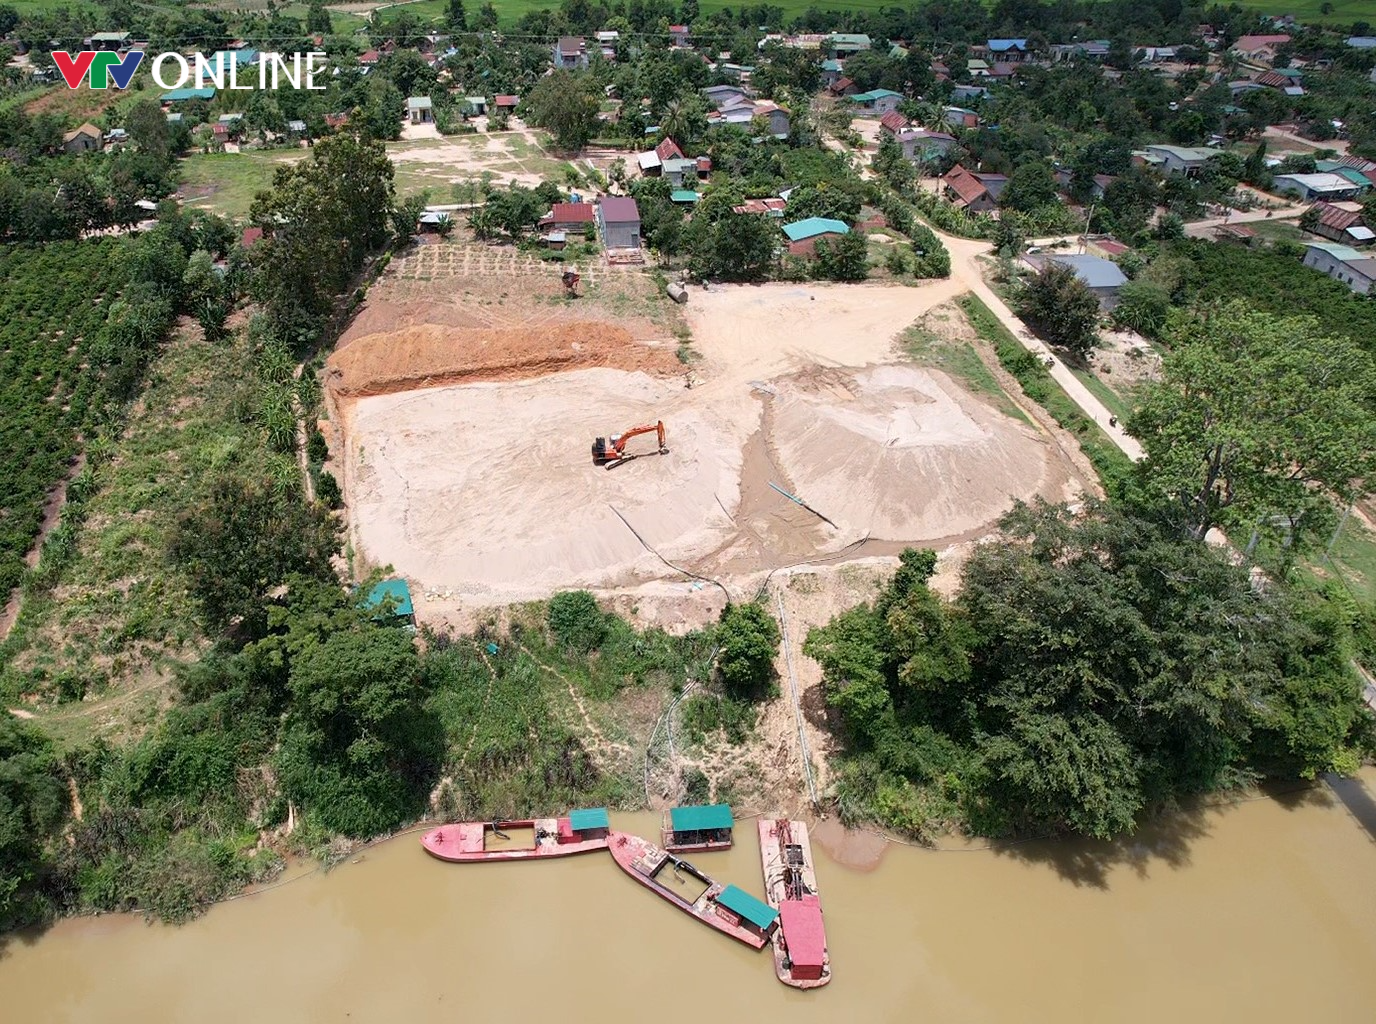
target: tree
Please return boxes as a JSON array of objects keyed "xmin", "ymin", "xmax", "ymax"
[
  {"xmin": 715, "ymin": 602, "xmax": 780, "ymax": 698},
  {"xmin": 1129, "ymin": 303, "xmax": 1376, "ymax": 544},
  {"xmin": 125, "ymin": 98, "xmax": 173, "ymax": 161},
  {"xmin": 1111, "ymin": 279, "xmax": 1169, "ymax": 337},
  {"xmin": 685, "ymin": 208, "xmax": 777, "ymax": 280},
  {"xmin": 277, "ymin": 623, "xmax": 443, "ymax": 836},
  {"xmin": 999, "ymin": 161, "xmax": 1058, "ymax": 213},
  {"xmin": 169, "ymin": 474, "xmax": 340, "ymax": 642},
  {"xmin": 1017, "ymin": 263, "xmax": 1100, "ymax": 357},
  {"xmin": 527, "ymin": 70, "xmax": 601, "ymax": 150},
  {"xmin": 476, "ymin": 1, "xmax": 499, "ymax": 30},
  {"xmin": 446, "ymin": 0, "xmax": 468, "ymax": 30},
  {"xmin": 814, "ymin": 230, "xmax": 870, "ymax": 281},
  {"xmin": 0, "ymin": 717, "xmax": 66, "ymax": 932},
  {"xmin": 305, "ymin": 0, "xmax": 332, "ymax": 33}
]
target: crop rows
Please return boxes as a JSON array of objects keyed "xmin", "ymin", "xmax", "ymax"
[{"xmin": 0, "ymin": 240, "xmax": 131, "ymax": 593}]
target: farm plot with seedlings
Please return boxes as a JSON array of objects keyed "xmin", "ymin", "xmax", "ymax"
[
  {"xmin": 0, "ymin": 240, "xmax": 148, "ymax": 599},
  {"xmin": 329, "ymin": 247, "xmax": 1087, "ymax": 622}
]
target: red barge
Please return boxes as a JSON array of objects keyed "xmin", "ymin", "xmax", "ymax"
[
  {"xmin": 758, "ymin": 819, "xmax": 831, "ymax": 988},
  {"xmin": 661, "ymin": 803, "xmax": 735, "ymax": 853},
  {"xmin": 421, "ymin": 807, "xmax": 610, "ymax": 862},
  {"xmin": 608, "ymin": 831, "xmax": 778, "ymax": 949}
]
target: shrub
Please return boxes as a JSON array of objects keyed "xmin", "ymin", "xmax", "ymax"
[
  {"xmin": 317, "ymin": 471, "xmax": 342, "ymax": 508},
  {"xmin": 548, "ymin": 591, "xmax": 609, "ymax": 653}
]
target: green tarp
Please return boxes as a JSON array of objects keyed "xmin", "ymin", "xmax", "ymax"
[
  {"xmin": 568, "ymin": 807, "xmax": 609, "ymax": 830},
  {"xmin": 716, "ymin": 885, "xmax": 778, "ymax": 931},
  {"xmin": 669, "ymin": 804, "xmax": 733, "ymax": 832}
]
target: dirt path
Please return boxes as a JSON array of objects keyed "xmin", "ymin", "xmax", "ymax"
[
  {"xmin": 0, "ymin": 453, "xmax": 86, "ymax": 644},
  {"xmin": 517, "ymin": 644, "xmax": 636, "ymax": 766}
]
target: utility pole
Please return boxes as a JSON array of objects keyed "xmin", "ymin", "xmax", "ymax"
[{"xmin": 1079, "ymin": 198, "xmax": 1097, "ymax": 254}]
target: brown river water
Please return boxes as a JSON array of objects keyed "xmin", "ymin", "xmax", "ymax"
[{"xmin": 5, "ymin": 772, "xmax": 1376, "ymax": 1023}]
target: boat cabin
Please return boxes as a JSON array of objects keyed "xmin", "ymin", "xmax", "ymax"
[
  {"xmin": 663, "ymin": 803, "xmax": 734, "ymax": 851},
  {"xmin": 561, "ymin": 807, "xmax": 610, "ymax": 844},
  {"xmin": 712, "ymin": 884, "xmax": 779, "ymax": 941},
  {"xmin": 778, "ymin": 898, "xmax": 826, "ymax": 981}
]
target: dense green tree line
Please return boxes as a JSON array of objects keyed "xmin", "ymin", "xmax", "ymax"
[{"xmin": 807, "ymin": 509, "xmax": 1369, "ymax": 841}]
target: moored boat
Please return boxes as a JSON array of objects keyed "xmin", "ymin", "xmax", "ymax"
[
  {"xmin": 661, "ymin": 803, "xmax": 734, "ymax": 853},
  {"xmin": 758, "ymin": 819, "xmax": 831, "ymax": 988},
  {"xmin": 607, "ymin": 831, "xmax": 778, "ymax": 949},
  {"xmin": 421, "ymin": 807, "xmax": 610, "ymax": 862}
]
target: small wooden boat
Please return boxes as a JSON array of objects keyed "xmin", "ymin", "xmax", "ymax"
[
  {"xmin": 758, "ymin": 819, "xmax": 831, "ymax": 988},
  {"xmin": 421, "ymin": 808, "xmax": 610, "ymax": 862},
  {"xmin": 661, "ymin": 803, "xmax": 734, "ymax": 853},
  {"xmin": 608, "ymin": 831, "xmax": 778, "ymax": 949}
]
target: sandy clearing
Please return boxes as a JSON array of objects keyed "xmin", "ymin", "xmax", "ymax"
[
  {"xmin": 769, "ymin": 365, "xmax": 1061, "ymax": 539},
  {"xmin": 684, "ymin": 279, "xmax": 967, "ymax": 386}
]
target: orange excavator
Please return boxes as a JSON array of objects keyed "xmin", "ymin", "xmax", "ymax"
[{"xmin": 592, "ymin": 420, "xmax": 669, "ymax": 467}]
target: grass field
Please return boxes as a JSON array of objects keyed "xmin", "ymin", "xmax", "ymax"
[
  {"xmin": 899, "ymin": 317, "xmax": 1030, "ymax": 424},
  {"xmin": 178, "ymin": 149, "xmax": 298, "ymax": 219}
]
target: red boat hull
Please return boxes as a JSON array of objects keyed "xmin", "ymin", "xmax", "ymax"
[
  {"xmin": 608, "ymin": 831, "xmax": 771, "ymax": 949},
  {"xmin": 421, "ymin": 819, "xmax": 608, "ymax": 862}
]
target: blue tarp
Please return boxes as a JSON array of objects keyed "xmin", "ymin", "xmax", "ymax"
[{"xmin": 568, "ymin": 807, "xmax": 609, "ymax": 830}]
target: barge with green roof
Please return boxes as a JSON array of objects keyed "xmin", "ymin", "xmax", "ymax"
[
  {"xmin": 421, "ymin": 808, "xmax": 610, "ymax": 862},
  {"xmin": 608, "ymin": 831, "xmax": 778, "ymax": 949},
  {"xmin": 661, "ymin": 803, "xmax": 735, "ymax": 852}
]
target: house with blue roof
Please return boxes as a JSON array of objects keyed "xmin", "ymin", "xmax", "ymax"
[
  {"xmin": 784, "ymin": 217, "xmax": 850, "ymax": 256},
  {"xmin": 1303, "ymin": 241, "xmax": 1376, "ymax": 294},
  {"xmin": 988, "ymin": 38, "xmax": 1030, "ymax": 60},
  {"xmin": 1033, "ymin": 254, "xmax": 1128, "ymax": 310},
  {"xmin": 846, "ymin": 88, "xmax": 903, "ymax": 115}
]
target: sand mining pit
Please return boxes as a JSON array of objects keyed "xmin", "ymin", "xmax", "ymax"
[
  {"xmin": 340, "ymin": 358, "xmax": 1073, "ymax": 605},
  {"xmin": 326, "ymin": 322, "xmax": 680, "ymax": 397}
]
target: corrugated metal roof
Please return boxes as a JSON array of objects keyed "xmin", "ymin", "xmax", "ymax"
[
  {"xmin": 716, "ymin": 885, "xmax": 778, "ymax": 930},
  {"xmin": 1046, "ymin": 254, "xmax": 1128, "ymax": 289},
  {"xmin": 670, "ymin": 804, "xmax": 733, "ymax": 831},
  {"xmin": 599, "ymin": 196, "xmax": 640, "ymax": 223},
  {"xmin": 568, "ymin": 807, "xmax": 609, "ymax": 830},
  {"xmin": 779, "ymin": 898, "xmax": 825, "ymax": 967},
  {"xmin": 782, "ymin": 217, "xmax": 849, "ymax": 241}
]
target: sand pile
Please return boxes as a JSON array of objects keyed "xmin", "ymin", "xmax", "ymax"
[
  {"xmin": 344, "ymin": 368, "xmax": 743, "ymax": 599},
  {"xmin": 766, "ymin": 365, "xmax": 1059, "ymax": 539},
  {"xmin": 326, "ymin": 323, "xmax": 680, "ymax": 397}
]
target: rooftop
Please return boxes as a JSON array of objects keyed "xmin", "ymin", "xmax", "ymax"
[
  {"xmin": 669, "ymin": 804, "xmax": 734, "ymax": 832},
  {"xmin": 783, "ymin": 217, "xmax": 849, "ymax": 241},
  {"xmin": 599, "ymin": 196, "xmax": 640, "ymax": 223},
  {"xmin": 715, "ymin": 885, "xmax": 778, "ymax": 931},
  {"xmin": 778, "ymin": 898, "xmax": 826, "ymax": 968},
  {"xmin": 567, "ymin": 807, "xmax": 609, "ymax": 831},
  {"xmin": 1306, "ymin": 241, "xmax": 1365, "ymax": 261},
  {"xmin": 1045, "ymin": 253, "xmax": 1129, "ymax": 289}
]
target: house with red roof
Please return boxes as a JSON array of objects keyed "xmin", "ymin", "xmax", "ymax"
[
  {"xmin": 539, "ymin": 202, "xmax": 596, "ymax": 233},
  {"xmin": 879, "ymin": 110, "xmax": 910, "ymax": 135},
  {"xmin": 942, "ymin": 164, "xmax": 1007, "ymax": 213}
]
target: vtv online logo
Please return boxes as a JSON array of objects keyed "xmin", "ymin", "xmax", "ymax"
[{"xmin": 53, "ymin": 51, "xmax": 145, "ymax": 89}]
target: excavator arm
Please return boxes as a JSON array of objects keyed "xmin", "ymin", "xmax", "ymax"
[{"xmin": 592, "ymin": 420, "xmax": 668, "ymax": 465}]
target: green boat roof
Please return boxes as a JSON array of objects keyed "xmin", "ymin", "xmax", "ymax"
[
  {"xmin": 568, "ymin": 807, "xmax": 609, "ymax": 830},
  {"xmin": 716, "ymin": 885, "xmax": 778, "ymax": 930},
  {"xmin": 669, "ymin": 804, "xmax": 733, "ymax": 832}
]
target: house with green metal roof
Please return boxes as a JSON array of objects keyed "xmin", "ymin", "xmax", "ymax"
[
  {"xmin": 360, "ymin": 578, "xmax": 415, "ymax": 625},
  {"xmin": 161, "ymin": 87, "xmax": 217, "ymax": 102},
  {"xmin": 714, "ymin": 885, "xmax": 779, "ymax": 936},
  {"xmin": 826, "ymin": 33, "xmax": 871, "ymax": 57},
  {"xmin": 783, "ymin": 217, "xmax": 850, "ymax": 256},
  {"xmin": 846, "ymin": 88, "xmax": 903, "ymax": 114},
  {"xmin": 670, "ymin": 189, "xmax": 700, "ymax": 204}
]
